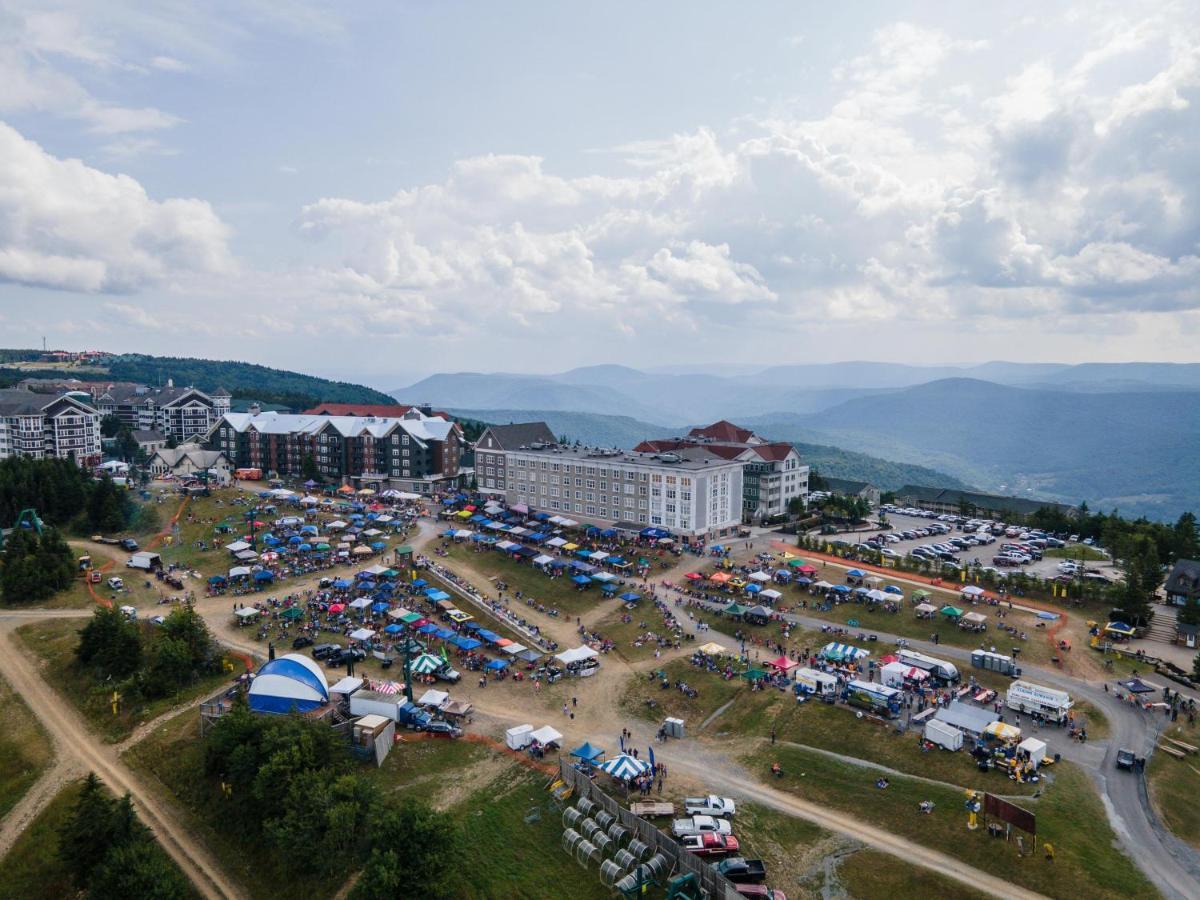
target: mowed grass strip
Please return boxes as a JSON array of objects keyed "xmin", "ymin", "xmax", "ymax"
[
  {"xmin": 749, "ymin": 743, "xmax": 1156, "ymax": 900},
  {"xmin": 0, "ymin": 673, "xmax": 53, "ymax": 818},
  {"xmin": 15, "ymin": 618, "xmax": 234, "ymax": 744}
]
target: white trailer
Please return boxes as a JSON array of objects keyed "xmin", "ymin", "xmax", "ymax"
[
  {"xmin": 505, "ymin": 724, "xmax": 533, "ymax": 750},
  {"xmin": 924, "ymin": 719, "xmax": 964, "ymax": 751},
  {"xmin": 898, "ymin": 649, "xmax": 960, "ymax": 682},
  {"xmin": 794, "ymin": 667, "xmax": 838, "ymax": 697},
  {"xmin": 1006, "ymin": 680, "xmax": 1073, "ymax": 723},
  {"xmin": 349, "ymin": 690, "xmax": 403, "ymax": 722}
]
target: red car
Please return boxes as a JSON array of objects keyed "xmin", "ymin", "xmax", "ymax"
[{"xmin": 682, "ymin": 832, "xmax": 740, "ymax": 857}]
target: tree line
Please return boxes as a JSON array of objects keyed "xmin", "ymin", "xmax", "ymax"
[
  {"xmin": 57, "ymin": 773, "xmax": 190, "ymax": 899},
  {"xmin": 76, "ymin": 606, "xmax": 225, "ymax": 703},
  {"xmin": 204, "ymin": 704, "xmax": 458, "ymax": 899}
]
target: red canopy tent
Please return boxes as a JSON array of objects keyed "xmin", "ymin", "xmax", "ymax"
[
  {"xmin": 797, "ymin": 565, "xmax": 818, "ymax": 575},
  {"xmin": 685, "ymin": 573, "xmax": 703, "ymax": 581},
  {"xmin": 767, "ymin": 656, "xmax": 799, "ymax": 671}
]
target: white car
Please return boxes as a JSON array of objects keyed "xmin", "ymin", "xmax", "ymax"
[
  {"xmin": 683, "ymin": 795, "xmax": 737, "ymax": 818},
  {"xmin": 672, "ymin": 815, "xmax": 733, "ymax": 838},
  {"xmin": 107, "ymin": 576, "xmax": 124, "ymax": 590}
]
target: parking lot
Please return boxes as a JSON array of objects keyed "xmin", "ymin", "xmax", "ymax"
[{"xmin": 837, "ymin": 510, "xmax": 1121, "ymax": 583}]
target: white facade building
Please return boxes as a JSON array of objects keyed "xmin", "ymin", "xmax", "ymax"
[
  {"xmin": 502, "ymin": 444, "xmax": 744, "ymax": 540},
  {"xmin": 0, "ymin": 389, "xmax": 101, "ymax": 466}
]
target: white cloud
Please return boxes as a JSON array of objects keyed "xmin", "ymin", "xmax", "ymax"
[{"xmin": 0, "ymin": 121, "xmax": 233, "ymax": 292}]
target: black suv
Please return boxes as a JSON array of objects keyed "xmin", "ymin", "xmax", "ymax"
[{"xmin": 292, "ymin": 635, "xmax": 314, "ymax": 650}]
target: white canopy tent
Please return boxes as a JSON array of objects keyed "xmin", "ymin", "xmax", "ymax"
[
  {"xmin": 555, "ymin": 646, "xmax": 599, "ymax": 666},
  {"xmin": 530, "ymin": 725, "xmax": 563, "ymax": 745}
]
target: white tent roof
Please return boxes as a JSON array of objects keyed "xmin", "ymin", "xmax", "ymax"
[
  {"xmin": 961, "ymin": 585, "xmax": 985, "ymax": 596},
  {"xmin": 532, "ymin": 554, "xmax": 555, "ymax": 566},
  {"xmin": 226, "ymin": 540, "xmax": 251, "ymax": 553},
  {"xmin": 229, "ymin": 566, "xmax": 252, "ymax": 577},
  {"xmin": 349, "ymin": 627, "xmax": 375, "ymax": 641},
  {"xmin": 234, "ymin": 607, "xmax": 260, "ymax": 619},
  {"xmin": 349, "ymin": 597, "xmax": 372, "ymax": 609},
  {"xmin": 530, "ymin": 725, "xmax": 563, "ymax": 744},
  {"xmin": 417, "ymin": 688, "xmax": 449, "ymax": 708},
  {"xmin": 759, "ymin": 588, "xmax": 781, "ymax": 600},
  {"xmin": 555, "ymin": 646, "xmax": 599, "ymax": 665},
  {"xmin": 547, "ymin": 537, "xmax": 567, "ymax": 548},
  {"xmin": 748, "ymin": 571, "xmax": 771, "ymax": 581},
  {"xmin": 327, "ymin": 520, "xmax": 348, "ymax": 529},
  {"xmin": 502, "ymin": 643, "xmax": 528, "ymax": 655},
  {"xmin": 589, "ymin": 551, "xmax": 609, "ymax": 561}
]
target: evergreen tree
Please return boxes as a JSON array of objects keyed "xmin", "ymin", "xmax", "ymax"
[
  {"xmin": 58, "ymin": 773, "xmax": 118, "ymax": 889},
  {"xmin": 87, "ymin": 476, "xmax": 131, "ymax": 532},
  {"xmin": 301, "ymin": 452, "xmax": 320, "ymax": 482},
  {"xmin": 88, "ymin": 837, "xmax": 190, "ymax": 900},
  {"xmin": 77, "ymin": 606, "xmax": 142, "ymax": 679}
]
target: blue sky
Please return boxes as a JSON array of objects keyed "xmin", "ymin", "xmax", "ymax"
[{"xmin": 0, "ymin": 1, "xmax": 1197, "ymax": 387}]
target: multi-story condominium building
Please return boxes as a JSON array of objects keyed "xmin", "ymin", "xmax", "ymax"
[
  {"xmin": 95, "ymin": 382, "xmax": 231, "ymax": 440},
  {"xmin": 207, "ymin": 409, "xmax": 463, "ymax": 494},
  {"xmin": 473, "ymin": 422, "xmax": 558, "ymax": 495},
  {"xmin": 636, "ymin": 420, "xmax": 809, "ymax": 523},
  {"xmin": 893, "ymin": 485, "xmax": 1077, "ymax": 519},
  {"xmin": 0, "ymin": 389, "xmax": 101, "ymax": 466},
  {"xmin": 502, "ymin": 443, "xmax": 744, "ymax": 540}
]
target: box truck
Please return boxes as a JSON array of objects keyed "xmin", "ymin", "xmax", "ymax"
[
  {"xmin": 1006, "ymin": 680, "xmax": 1073, "ymax": 723},
  {"xmin": 898, "ymin": 648, "xmax": 960, "ymax": 682},
  {"xmin": 971, "ymin": 649, "xmax": 1018, "ymax": 677},
  {"xmin": 923, "ymin": 719, "xmax": 964, "ymax": 751},
  {"xmin": 844, "ymin": 680, "xmax": 902, "ymax": 717},
  {"xmin": 794, "ymin": 667, "xmax": 839, "ymax": 698}
]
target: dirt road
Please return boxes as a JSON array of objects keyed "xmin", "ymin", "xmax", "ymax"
[{"xmin": 0, "ymin": 618, "xmax": 245, "ymax": 900}]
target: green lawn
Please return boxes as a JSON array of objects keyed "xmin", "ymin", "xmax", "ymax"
[
  {"xmin": 591, "ymin": 605, "xmax": 683, "ymax": 664},
  {"xmin": 1148, "ymin": 717, "xmax": 1200, "ymax": 848},
  {"xmin": 15, "ymin": 618, "xmax": 236, "ymax": 744},
  {"xmin": 620, "ymin": 659, "xmax": 746, "ymax": 728},
  {"xmin": 837, "ymin": 849, "xmax": 991, "ymax": 900},
  {"xmin": 441, "ymin": 541, "xmax": 621, "ymax": 617},
  {"xmin": 0, "ymin": 674, "xmax": 52, "ymax": 819},
  {"xmin": 750, "ymin": 744, "xmax": 1155, "ymax": 900},
  {"xmin": 1045, "ymin": 546, "xmax": 1109, "ymax": 561},
  {"xmin": 0, "ymin": 778, "xmax": 198, "ymax": 900}
]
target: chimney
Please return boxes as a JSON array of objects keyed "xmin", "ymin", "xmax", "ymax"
[{"xmin": 419, "ymin": 403, "xmax": 433, "ymax": 417}]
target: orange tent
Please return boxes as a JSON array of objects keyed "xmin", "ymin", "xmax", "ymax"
[
  {"xmin": 337, "ymin": 485, "xmax": 354, "ymax": 494},
  {"xmin": 709, "ymin": 571, "xmax": 732, "ymax": 584}
]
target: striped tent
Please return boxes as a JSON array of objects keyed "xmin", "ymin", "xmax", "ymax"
[
  {"xmin": 409, "ymin": 653, "xmax": 443, "ymax": 675},
  {"xmin": 599, "ymin": 754, "xmax": 650, "ymax": 780},
  {"xmin": 819, "ymin": 642, "xmax": 870, "ymax": 663}
]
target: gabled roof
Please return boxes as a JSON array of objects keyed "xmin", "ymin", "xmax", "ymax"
[
  {"xmin": 216, "ymin": 410, "xmax": 455, "ymax": 443},
  {"xmin": 304, "ymin": 402, "xmax": 453, "ymax": 418},
  {"xmin": 477, "ymin": 422, "xmax": 556, "ymax": 450},
  {"xmin": 748, "ymin": 442, "xmax": 795, "ymax": 462},
  {"xmin": 0, "ymin": 389, "xmax": 96, "ymax": 417},
  {"xmin": 688, "ymin": 420, "xmax": 755, "ymax": 443},
  {"xmin": 1166, "ymin": 560, "xmax": 1200, "ymax": 597},
  {"xmin": 894, "ymin": 485, "xmax": 1076, "ymax": 516},
  {"xmin": 131, "ymin": 429, "xmax": 166, "ymax": 442},
  {"xmin": 823, "ymin": 477, "xmax": 874, "ymax": 494}
]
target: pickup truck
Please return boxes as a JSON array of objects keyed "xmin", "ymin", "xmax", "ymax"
[
  {"xmin": 1115, "ymin": 748, "xmax": 1136, "ymax": 770},
  {"xmin": 434, "ymin": 663, "xmax": 461, "ymax": 683},
  {"xmin": 684, "ymin": 794, "xmax": 736, "ymax": 818},
  {"xmin": 681, "ymin": 832, "xmax": 739, "ymax": 857},
  {"xmin": 671, "ymin": 815, "xmax": 732, "ymax": 839},
  {"xmin": 713, "ymin": 858, "xmax": 766, "ymax": 884}
]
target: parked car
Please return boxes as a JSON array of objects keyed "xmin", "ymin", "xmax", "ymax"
[
  {"xmin": 292, "ymin": 635, "xmax": 314, "ymax": 650},
  {"xmin": 684, "ymin": 795, "xmax": 737, "ymax": 817},
  {"xmin": 119, "ymin": 538, "xmax": 139, "ymax": 552},
  {"xmin": 713, "ymin": 857, "xmax": 767, "ymax": 884},
  {"xmin": 682, "ymin": 832, "xmax": 740, "ymax": 857},
  {"xmin": 434, "ymin": 663, "xmax": 462, "ymax": 683},
  {"xmin": 1115, "ymin": 748, "xmax": 1136, "ymax": 770},
  {"xmin": 423, "ymin": 720, "xmax": 463, "ymax": 739},
  {"xmin": 107, "ymin": 576, "xmax": 124, "ymax": 590},
  {"xmin": 672, "ymin": 815, "xmax": 733, "ymax": 838},
  {"xmin": 312, "ymin": 643, "xmax": 343, "ymax": 660}
]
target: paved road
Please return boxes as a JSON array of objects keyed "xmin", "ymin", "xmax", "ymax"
[
  {"xmin": 679, "ymin": 581, "xmax": 1200, "ymax": 900},
  {"xmin": 0, "ymin": 614, "xmax": 245, "ymax": 900}
]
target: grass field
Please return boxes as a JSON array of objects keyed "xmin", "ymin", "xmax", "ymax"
[
  {"xmin": 0, "ymin": 778, "xmax": 199, "ymax": 900},
  {"xmin": 751, "ymin": 744, "xmax": 1155, "ymax": 899},
  {"xmin": 441, "ymin": 541, "xmax": 625, "ymax": 617},
  {"xmin": 0, "ymin": 674, "xmax": 52, "ymax": 819},
  {"xmin": 837, "ymin": 848, "xmax": 991, "ymax": 900},
  {"xmin": 15, "ymin": 618, "xmax": 235, "ymax": 744},
  {"xmin": 1045, "ymin": 546, "xmax": 1109, "ymax": 561},
  {"xmin": 1148, "ymin": 716, "xmax": 1200, "ymax": 848}
]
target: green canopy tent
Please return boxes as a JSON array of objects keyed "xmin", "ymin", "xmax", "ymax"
[
  {"xmin": 740, "ymin": 668, "xmax": 768, "ymax": 681},
  {"xmin": 911, "ymin": 589, "xmax": 931, "ymax": 601},
  {"xmin": 409, "ymin": 653, "xmax": 443, "ymax": 675},
  {"xmin": 724, "ymin": 603, "xmax": 747, "ymax": 616},
  {"xmin": 400, "ymin": 612, "xmax": 424, "ymax": 624},
  {"xmin": 280, "ymin": 607, "xmax": 304, "ymax": 621},
  {"xmin": 940, "ymin": 605, "xmax": 964, "ymax": 619},
  {"xmin": 787, "ymin": 559, "xmax": 807, "ymax": 568}
]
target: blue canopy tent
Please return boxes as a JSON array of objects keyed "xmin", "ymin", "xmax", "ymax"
[
  {"xmin": 383, "ymin": 623, "xmax": 404, "ymax": 635},
  {"xmin": 570, "ymin": 742, "xmax": 605, "ymax": 762},
  {"xmin": 571, "ymin": 575, "xmax": 592, "ymax": 586},
  {"xmin": 207, "ymin": 575, "xmax": 226, "ymax": 585},
  {"xmin": 795, "ymin": 576, "xmax": 812, "ymax": 585},
  {"xmin": 831, "ymin": 584, "xmax": 851, "ymax": 594},
  {"xmin": 853, "ymin": 586, "xmax": 870, "ymax": 595},
  {"xmin": 425, "ymin": 590, "xmax": 451, "ymax": 603},
  {"xmin": 476, "ymin": 629, "xmax": 501, "ymax": 644},
  {"xmin": 600, "ymin": 528, "xmax": 617, "ymax": 538},
  {"xmin": 298, "ymin": 543, "xmax": 312, "ymax": 552},
  {"xmin": 253, "ymin": 570, "xmax": 274, "ymax": 582},
  {"xmin": 374, "ymin": 582, "xmax": 395, "ymax": 594},
  {"xmin": 601, "ymin": 583, "xmax": 619, "ymax": 594},
  {"xmin": 411, "ymin": 579, "xmax": 428, "ymax": 589},
  {"xmin": 454, "ymin": 637, "xmax": 482, "ymax": 651},
  {"xmin": 433, "ymin": 627, "xmax": 457, "ymax": 640},
  {"xmin": 846, "ymin": 569, "xmax": 866, "ymax": 578},
  {"xmin": 618, "ymin": 592, "xmax": 641, "ymax": 602},
  {"xmin": 576, "ymin": 549, "xmax": 593, "ymax": 559},
  {"xmin": 417, "ymin": 623, "xmax": 439, "ymax": 635},
  {"xmin": 370, "ymin": 541, "xmax": 386, "ymax": 551},
  {"xmin": 484, "ymin": 658, "xmax": 509, "ymax": 671},
  {"xmin": 371, "ymin": 601, "xmax": 390, "ymax": 613},
  {"xmin": 332, "ymin": 578, "xmax": 352, "ymax": 590},
  {"xmin": 288, "ymin": 535, "xmax": 303, "ymax": 545},
  {"xmin": 300, "ymin": 525, "xmax": 318, "ymax": 535},
  {"xmin": 608, "ymin": 556, "xmax": 626, "ymax": 566},
  {"xmin": 745, "ymin": 583, "xmax": 762, "ymax": 594},
  {"xmin": 533, "ymin": 512, "xmax": 551, "ymax": 521},
  {"xmin": 885, "ymin": 585, "xmax": 904, "ymax": 595}
]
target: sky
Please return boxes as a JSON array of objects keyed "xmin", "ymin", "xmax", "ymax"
[{"xmin": 0, "ymin": 1, "xmax": 1197, "ymax": 388}]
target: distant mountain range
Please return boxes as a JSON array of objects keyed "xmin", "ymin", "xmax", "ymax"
[
  {"xmin": 401, "ymin": 362, "xmax": 1200, "ymax": 519},
  {"xmin": 449, "ymin": 407, "xmax": 968, "ymax": 493}
]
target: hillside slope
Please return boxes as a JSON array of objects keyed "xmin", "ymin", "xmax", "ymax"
[{"xmin": 793, "ymin": 379, "xmax": 1200, "ymax": 517}]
